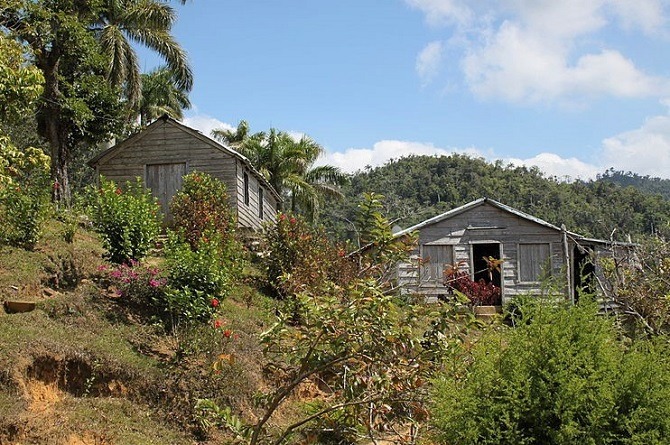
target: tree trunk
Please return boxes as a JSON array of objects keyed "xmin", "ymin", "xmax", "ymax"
[{"xmin": 38, "ymin": 51, "xmax": 71, "ymax": 206}]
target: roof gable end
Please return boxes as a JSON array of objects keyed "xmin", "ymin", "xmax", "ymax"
[{"xmin": 87, "ymin": 115, "xmax": 282, "ymax": 202}]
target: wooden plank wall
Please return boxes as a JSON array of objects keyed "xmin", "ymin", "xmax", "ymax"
[
  {"xmin": 95, "ymin": 120, "xmax": 276, "ymax": 230},
  {"xmin": 235, "ymin": 163, "xmax": 277, "ymax": 230},
  {"xmin": 397, "ymin": 202, "xmax": 570, "ymax": 303}
]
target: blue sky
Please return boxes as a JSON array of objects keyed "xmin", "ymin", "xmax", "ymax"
[{"xmin": 149, "ymin": 0, "xmax": 670, "ymax": 179}]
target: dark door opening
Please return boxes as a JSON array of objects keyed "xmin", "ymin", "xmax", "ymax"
[
  {"xmin": 472, "ymin": 243, "xmax": 502, "ymax": 288},
  {"xmin": 573, "ymin": 245, "xmax": 595, "ymax": 302}
]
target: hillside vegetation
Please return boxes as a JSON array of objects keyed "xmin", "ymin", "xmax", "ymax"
[
  {"xmin": 3, "ymin": 171, "xmax": 670, "ymax": 444},
  {"xmin": 322, "ymin": 155, "xmax": 670, "ymax": 242}
]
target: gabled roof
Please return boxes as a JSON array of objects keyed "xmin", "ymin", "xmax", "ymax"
[
  {"xmin": 87, "ymin": 115, "xmax": 282, "ymax": 202},
  {"xmin": 395, "ymin": 197, "xmax": 629, "ymax": 246}
]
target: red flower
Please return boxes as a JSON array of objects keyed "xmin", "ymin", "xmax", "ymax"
[
  {"xmin": 214, "ymin": 319, "xmax": 223, "ymax": 329},
  {"xmin": 211, "ymin": 298, "xmax": 219, "ymax": 308},
  {"xmin": 279, "ymin": 213, "xmax": 287, "ymax": 221},
  {"xmin": 290, "ymin": 217, "xmax": 297, "ymax": 224},
  {"xmin": 115, "ymin": 188, "xmax": 122, "ymax": 195},
  {"xmin": 338, "ymin": 249, "xmax": 346, "ymax": 257},
  {"xmin": 223, "ymin": 329, "xmax": 233, "ymax": 338}
]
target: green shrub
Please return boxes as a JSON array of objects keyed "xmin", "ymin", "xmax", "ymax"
[
  {"xmin": 431, "ymin": 300, "xmax": 670, "ymax": 444},
  {"xmin": 0, "ymin": 139, "xmax": 50, "ymax": 250},
  {"xmin": 162, "ymin": 172, "xmax": 242, "ymax": 327},
  {"xmin": 165, "ymin": 232, "xmax": 233, "ymax": 301},
  {"xmin": 0, "ymin": 180, "xmax": 49, "ymax": 249},
  {"xmin": 88, "ymin": 178, "xmax": 161, "ymax": 263}
]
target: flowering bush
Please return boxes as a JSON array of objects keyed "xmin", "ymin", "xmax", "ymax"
[
  {"xmin": 444, "ymin": 269, "xmax": 501, "ymax": 306},
  {"xmin": 103, "ymin": 259, "xmax": 223, "ymax": 328},
  {"xmin": 88, "ymin": 178, "xmax": 161, "ymax": 263},
  {"xmin": 170, "ymin": 171, "xmax": 236, "ymax": 250}
]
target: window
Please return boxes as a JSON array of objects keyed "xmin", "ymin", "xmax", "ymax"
[
  {"xmin": 243, "ymin": 172, "xmax": 249, "ymax": 206},
  {"xmin": 421, "ymin": 245, "xmax": 454, "ymax": 285},
  {"xmin": 518, "ymin": 243, "xmax": 551, "ymax": 282},
  {"xmin": 258, "ymin": 187, "xmax": 264, "ymax": 219}
]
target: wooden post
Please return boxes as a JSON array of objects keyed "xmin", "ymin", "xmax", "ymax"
[{"xmin": 561, "ymin": 224, "xmax": 573, "ymax": 303}]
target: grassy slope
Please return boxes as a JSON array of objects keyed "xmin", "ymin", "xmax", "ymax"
[{"xmin": 0, "ymin": 218, "xmax": 279, "ymax": 444}]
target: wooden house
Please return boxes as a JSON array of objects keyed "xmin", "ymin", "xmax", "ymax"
[
  {"xmin": 396, "ymin": 198, "xmax": 630, "ymax": 305},
  {"xmin": 88, "ymin": 116, "xmax": 280, "ymax": 230}
]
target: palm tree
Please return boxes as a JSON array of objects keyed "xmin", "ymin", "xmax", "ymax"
[
  {"xmin": 136, "ymin": 66, "xmax": 191, "ymax": 126},
  {"xmin": 211, "ymin": 120, "xmax": 253, "ymax": 148},
  {"xmin": 95, "ymin": 0, "xmax": 193, "ymax": 108},
  {"xmin": 1, "ymin": 0, "xmax": 193, "ymax": 204},
  {"xmin": 282, "ymin": 134, "xmax": 348, "ymax": 218},
  {"xmin": 212, "ymin": 121, "xmax": 348, "ymax": 220}
]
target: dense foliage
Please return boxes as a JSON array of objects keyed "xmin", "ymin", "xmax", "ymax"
[
  {"xmin": 263, "ymin": 212, "xmax": 356, "ymax": 301},
  {"xmin": 88, "ymin": 178, "xmax": 162, "ymax": 263},
  {"xmin": 1, "ymin": 0, "xmax": 192, "ymax": 202},
  {"xmin": 164, "ymin": 172, "xmax": 243, "ymax": 325},
  {"xmin": 598, "ymin": 168, "xmax": 670, "ymax": 201},
  {"xmin": 322, "ymin": 155, "xmax": 670, "ymax": 241},
  {"xmin": 431, "ymin": 300, "xmax": 670, "ymax": 445}
]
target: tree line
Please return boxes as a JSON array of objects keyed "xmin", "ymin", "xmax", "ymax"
[{"xmin": 321, "ymin": 154, "xmax": 670, "ymax": 242}]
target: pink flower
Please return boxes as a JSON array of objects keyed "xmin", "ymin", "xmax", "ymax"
[
  {"xmin": 97, "ymin": 265, "xmax": 108, "ymax": 272},
  {"xmin": 149, "ymin": 279, "xmax": 160, "ymax": 288},
  {"xmin": 110, "ymin": 270, "xmax": 122, "ymax": 279}
]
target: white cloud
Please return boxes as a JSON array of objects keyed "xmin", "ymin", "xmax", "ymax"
[
  {"xmin": 182, "ymin": 114, "xmax": 234, "ymax": 139},
  {"xmin": 408, "ymin": 0, "xmax": 670, "ymax": 103},
  {"xmin": 405, "ymin": 0, "xmax": 473, "ymax": 27},
  {"xmin": 601, "ymin": 110, "xmax": 670, "ymax": 177},
  {"xmin": 610, "ymin": 0, "xmax": 667, "ymax": 34},
  {"xmin": 505, "ymin": 153, "xmax": 600, "ymax": 180},
  {"xmin": 321, "ymin": 139, "xmax": 601, "ymax": 180},
  {"xmin": 416, "ymin": 41, "xmax": 445, "ymax": 85}
]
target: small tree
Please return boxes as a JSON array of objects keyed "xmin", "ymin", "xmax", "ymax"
[
  {"xmin": 353, "ymin": 192, "xmax": 417, "ymax": 290},
  {"xmin": 263, "ymin": 212, "xmax": 356, "ymax": 301},
  {"xmin": 162, "ymin": 172, "xmax": 243, "ymax": 327},
  {"xmin": 241, "ymin": 281, "xmax": 462, "ymax": 445}
]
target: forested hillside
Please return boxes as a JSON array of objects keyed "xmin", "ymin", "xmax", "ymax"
[
  {"xmin": 321, "ymin": 155, "xmax": 670, "ymax": 242},
  {"xmin": 597, "ymin": 169, "xmax": 670, "ymax": 201}
]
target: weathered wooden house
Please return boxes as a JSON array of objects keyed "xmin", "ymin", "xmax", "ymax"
[
  {"xmin": 396, "ymin": 198, "xmax": 629, "ymax": 305},
  {"xmin": 88, "ymin": 116, "xmax": 280, "ymax": 230}
]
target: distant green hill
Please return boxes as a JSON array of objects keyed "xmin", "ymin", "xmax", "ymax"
[
  {"xmin": 596, "ymin": 169, "xmax": 670, "ymax": 201},
  {"xmin": 321, "ymin": 155, "xmax": 670, "ymax": 242}
]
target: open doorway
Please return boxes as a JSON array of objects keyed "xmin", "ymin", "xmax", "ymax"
[
  {"xmin": 573, "ymin": 244, "xmax": 595, "ymax": 303},
  {"xmin": 472, "ymin": 243, "xmax": 502, "ymax": 288}
]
